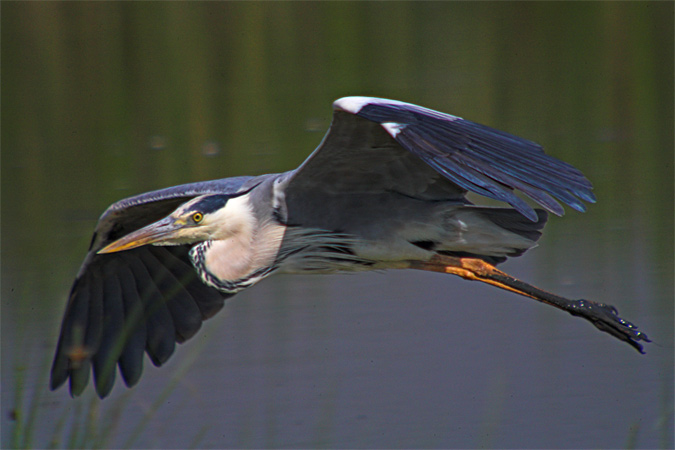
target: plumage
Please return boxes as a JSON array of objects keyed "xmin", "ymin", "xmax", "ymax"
[
  {"xmin": 92, "ymin": 265, "xmax": 124, "ymax": 397},
  {"xmin": 116, "ymin": 260, "xmax": 147, "ymax": 388},
  {"xmin": 51, "ymin": 96, "xmax": 649, "ymax": 398},
  {"xmin": 126, "ymin": 254, "xmax": 176, "ymax": 367}
]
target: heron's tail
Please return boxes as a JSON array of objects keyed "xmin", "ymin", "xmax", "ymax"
[{"xmin": 436, "ymin": 207, "xmax": 548, "ymax": 265}]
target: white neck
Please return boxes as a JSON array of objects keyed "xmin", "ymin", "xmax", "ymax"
[{"xmin": 202, "ymin": 195, "xmax": 285, "ymax": 283}]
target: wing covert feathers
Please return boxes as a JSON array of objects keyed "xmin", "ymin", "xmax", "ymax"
[{"xmin": 334, "ymin": 97, "xmax": 595, "ymax": 221}]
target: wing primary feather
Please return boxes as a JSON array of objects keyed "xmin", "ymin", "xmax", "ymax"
[
  {"xmin": 468, "ymin": 164, "xmax": 565, "ymax": 215},
  {"xmin": 49, "ymin": 345, "xmax": 70, "ymax": 391},
  {"xmin": 462, "ymin": 134, "xmax": 594, "ymax": 193},
  {"xmin": 68, "ymin": 271, "xmax": 102, "ymax": 397},
  {"xmin": 126, "ymin": 253, "xmax": 176, "ymax": 367},
  {"xmin": 396, "ymin": 117, "xmax": 592, "ymax": 217},
  {"xmin": 92, "ymin": 263, "xmax": 124, "ymax": 398},
  {"xmin": 157, "ymin": 246, "xmax": 231, "ymax": 319},
  {"xmin": 415, "ymin": 119, "xmax": 595, "ymax": 205},
  {"xmin": 50, "ymin": 279, "xmax": 91, "ymax": 392},
  {"xmin": 84, "ymin": 268, "xmax": 104, "ymax": 361},
  {"xmin": 68, "ymin": 358, "xmax": 91, "ymax": 398},
  {"xmin": 443, "ymin": 148, "xmax": 567, "ymax": 216},
  {"xmin": 141, "ymin": 247, "xmax": 203, "ymax": 343},
  {"xmin": 411, "ymin": 123, "xmax": 568, "ymax": 214},
  {"xmin": 397, "ymin": 130, "xmax": 539, "ymax": 220},
  {"xmin": 117, "ymin": 258, "xmax": 147, "ymax": 388},
  {"xmin": 461, "ymin": 133, "xmax": 592, "ymax": 189}
]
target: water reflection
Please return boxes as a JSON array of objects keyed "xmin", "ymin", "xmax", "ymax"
[{"xmin": 2, "ymin": 2, "xmax": 672, "ymax": 448}]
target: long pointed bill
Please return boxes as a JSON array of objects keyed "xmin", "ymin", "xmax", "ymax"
[
  {"xmin": 409, "ymin": 255, "xmax": 650, "ymax": 353},
  {"xmin": 97, "ymin": 216, "xmax": 185, "ymax": 254}
]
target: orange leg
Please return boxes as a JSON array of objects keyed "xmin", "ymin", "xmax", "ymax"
[{"xmin": 409, "ymin": 255, "xmax": 650, "ymax": 353}]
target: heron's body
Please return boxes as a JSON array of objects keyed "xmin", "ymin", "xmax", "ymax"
[{"xmin": 51, "ymin": 97, "xmax": 649, "ymax": 398}]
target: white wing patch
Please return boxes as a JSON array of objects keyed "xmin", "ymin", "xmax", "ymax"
[
  {"xmin": 333, "ymin": 96, "xmax": 420, "ymax": 114},
  {"xmin": 381, "ymin": 122, "xmax": 406, "ymax": 138},
  {"xmin": 333, "ymin": 96, "xmax": 463, "ymax": 123},
  {"xmin": 333, "ymin": 96, "xmax": 383, "ymax": 113}
]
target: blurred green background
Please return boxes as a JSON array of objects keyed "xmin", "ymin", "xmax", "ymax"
[{"xmin": 2, "ymin": 2, "xmax": 673, "ymax": 449}]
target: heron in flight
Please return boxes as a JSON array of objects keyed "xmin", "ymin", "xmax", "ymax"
[{"xmin": 51, "ymin": 97, "xmax": 650, "ymax": 398}]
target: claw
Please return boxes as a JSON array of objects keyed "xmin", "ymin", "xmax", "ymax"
[{"xmin": 569, "ymin": 299, "xmax": 650, "ymax": 353}]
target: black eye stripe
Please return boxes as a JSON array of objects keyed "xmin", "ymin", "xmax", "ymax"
[{"xmin": 186, "ymin": 195, "xmax": 230, "ymax": 214}]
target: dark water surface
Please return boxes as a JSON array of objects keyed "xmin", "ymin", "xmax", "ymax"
[{"xmin": 2, "ymin": 3, "xmax": 673, "ymax": 449}]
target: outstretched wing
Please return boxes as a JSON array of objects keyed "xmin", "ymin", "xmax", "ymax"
[
  {"xmin": 51, "ymin": 176, "xmax": 257, "ymax": 398},
  {"xmin": 286, "ymin": 97, "xmax": 595, "ymax": 221}
]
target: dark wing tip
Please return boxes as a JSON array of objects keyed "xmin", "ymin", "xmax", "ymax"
[
  {"xmin": 50, "ymin": 246, "xmax": 230, "ymax": 398},
  {"xmin": 334, "ymin": 96, "xmax": 595, "ymax": 220}
]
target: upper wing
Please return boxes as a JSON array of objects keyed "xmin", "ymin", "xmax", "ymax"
[
  {"xmin": 51, "ymin": 176, "xmax": 257, "ymax": 398},
  {"xmin": 286, "ymin": 97, "xmax": 595, "ymax": 221}
]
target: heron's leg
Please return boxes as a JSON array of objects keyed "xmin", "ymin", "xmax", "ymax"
[{"xmin": 409, "ymin": 255, "xmax": 650, "ymax": 353}]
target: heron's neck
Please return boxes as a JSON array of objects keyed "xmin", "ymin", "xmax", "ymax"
[{"xmin": 190, "ymin": 198, "xmax": 286, "ymax": 292}]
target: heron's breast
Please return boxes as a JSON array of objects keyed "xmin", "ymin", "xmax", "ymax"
[{"xmin": 200, "ymin": 220, "xmax": 286, "ymax": 285}]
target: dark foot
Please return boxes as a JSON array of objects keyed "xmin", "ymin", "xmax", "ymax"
[{"xmin": 568, "ymin": 299, "xmax": 651, "ymax": 353}]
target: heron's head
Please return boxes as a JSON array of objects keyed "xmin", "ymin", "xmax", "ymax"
[{"xmin": 98, "ymin": 194, "xmax": 254, "ymax": 254}]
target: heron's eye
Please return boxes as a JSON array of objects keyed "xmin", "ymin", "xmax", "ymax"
[{"xmin": 192, "ymin": 212, "xmax": 203, "ymax": 223}]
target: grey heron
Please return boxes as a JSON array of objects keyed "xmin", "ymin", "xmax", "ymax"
[{"xmin": 50, "ymin": 97, "xmax": 650, "ymax": 398}]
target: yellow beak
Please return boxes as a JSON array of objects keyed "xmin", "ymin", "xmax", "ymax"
[{"xmin": 97, "ymin": 216, "xmax": 184, "ymax": 254}]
